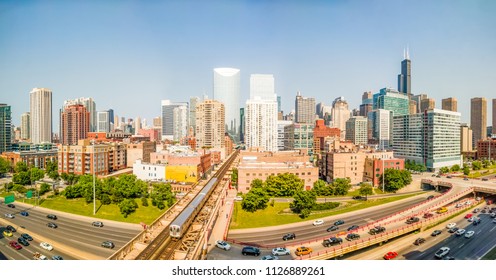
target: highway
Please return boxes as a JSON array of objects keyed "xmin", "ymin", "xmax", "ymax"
[{"xmin": 0, "ymin": 202, "xmax": 141, "ymax": 260}]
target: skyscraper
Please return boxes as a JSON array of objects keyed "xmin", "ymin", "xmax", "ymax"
[
  {"xmin": 368, "ymin": 109, "xmax": 392, "ymax": 149},
  {"xmin": 20, "ymin": 112, "xmax": 30, "ymax": 140},
  {"xmin": 345, "ymin": 116, "xmax": 367, "ymax": 145},
  {"xmin": 359, "ymin": 91, "xmax": 373, "ymax": 117},
  {"xmin": 442, "ymin": 97, "xmax": 458, "ymax": 112},
  {"xmin": 213, "ymin": 68, "xmax": 240, "ymax": 140},
  {"xmin": 30, "ymin": 88, "xmax": 52, "ymax": 144},
  {"xmin": 471, "ymin": 97, "xmax": 487, "ymax": 149},
  {"xmin": 0, "ymin": 104, "xmax": 12, "ymax": 153},
  {"xmin": 397, "ymin": 48, "xmax": 411, "ymax": 96},
  {"xmin": 60, "ymin": 104, "xmax": 90, "ymax": 145},
  {"xmin": 97, "ymin": 110, "xmax": 110, "ymax": 133},
  {"xmin": 460, "ymin": 124, "xmax": 473, "ymax": 152},
  {"xmin": 189, "ymin": 96, "xmax": 200, "ymax": 135},
  {"xmin": 330, "ymin": 97, "xmax": 351, "ymax": 139},
  {"xmin": 173, "ymin": 105, "xmax": 188, "ymax": 141},
  {"xmin": 493, "ymin": 99, "xmax": 496, "ymax": 135},
  {"xmin": 245, "ymin": 74, "xmax": 278, "ymax": 151},
  {"xmin": 64, "ymin": 97, "xmax": 96, "ymax": 132},
  {"xmin": 420, "ymin": 98, "xmax": 435, "ymax": 112},
  {"xmin": 373, "ymin": 88, "xmax": 409, "ymax": 116},
  {"xmin": 161, "ymin": 100, "xmax": 188, "ymax": 141},
  {"xmin": 195, "ymin": 99, "xmax": 225, "ymax": 149},
  {"xmin": 295, "ymin": 92, "xmax": 316, "ymax": 124}
]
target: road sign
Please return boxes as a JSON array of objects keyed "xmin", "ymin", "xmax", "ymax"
[
  {"xmin": 26, "ymin": 190, "xmax": 33, "ymax": 199},
  {"xmin": 4, "ymin": 194, "xmax": 14, "ymax": 204}
]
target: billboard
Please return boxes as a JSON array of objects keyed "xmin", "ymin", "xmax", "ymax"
[{"xmin": 166, "ymin": 165, "xmax": 198, "ymax": 183}]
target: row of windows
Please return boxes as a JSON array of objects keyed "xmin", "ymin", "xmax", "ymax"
[{"xmin": 245, "ymin": 178, "xmax": 312, "ymax": 184}]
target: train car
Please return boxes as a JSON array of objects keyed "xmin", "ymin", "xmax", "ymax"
[{"xmin": 169, "ymin": 177, "xmax": 218, "ymax": 238}]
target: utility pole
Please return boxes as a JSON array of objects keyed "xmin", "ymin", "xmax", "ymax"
[{"xmin": 93, "ymin": 139, "xmax": 96, "ymax": 215}]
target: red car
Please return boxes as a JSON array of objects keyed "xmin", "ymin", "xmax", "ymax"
[
  {"xmin": 423, "ymin": 213, "xmax": 434, "ymax": 218},
  {"xmin": 383, "ymin": 251, "xmax": 398, "ymax": 260},
  {"xmin": 465, "ymin": 213, "xmax": 473, "ymax": 219},
  {"xmin": 9, "ymin": 241, "xmax": 22, "ymax": 250}
]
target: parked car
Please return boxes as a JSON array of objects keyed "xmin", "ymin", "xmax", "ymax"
[
  {"xmin": 322, "ymin": 237, "xmax": 343, "ymax": 247},
  {"xmin": 215, "ymin": 240, "xmax": 231, "ymax": 251},
  {"xmin": 295, "ymin": 246, "xmax": 312, "ymax": 256},
  {"xmin": 383, "ymin": 251, "xmax": 398, "ymax": 260},
  {"xmin": 473, "ymin": 208, "xmax": 480, "ymax": 213},
  {"xmin": 241, "ymin": 246, "xmax": 261, "ymax": 256},
  {"xmin": 427, "ymin": 195, "xmax": 435, "ymax": 200},
  {"xmin": 282, "ymin": 233, "xmax": 296, "ymax": 241},
  {"xmin": 346, "ymin": 233, "xmax": 360, "ymax": 241},
  {"xmin": 413, "ymin": 238, "xmax": 426, "ymax": 245},
  {"xmin": 3, "ymin": 230, "xmax": 13, "ymax": 237},
  {"xmin": 271, "ymin": 247, "xmax": 290, "ymax": 256}
]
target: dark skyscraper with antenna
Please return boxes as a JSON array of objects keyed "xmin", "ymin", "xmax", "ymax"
[{"xmin": 397, "ymin": 48, "xmax": 411, "ymax": 96}]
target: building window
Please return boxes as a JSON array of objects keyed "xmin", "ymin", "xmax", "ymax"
[
  {"xmin": 246, "ymin": 180, "xmax": 250, "ymax": 183},
  {"xmin": 376, "ymin": 168, "xmax": 380, "ymax": 172},
  {"xmin": 376, "ymin": 174, "xmax": 380, "ymax": 177}
]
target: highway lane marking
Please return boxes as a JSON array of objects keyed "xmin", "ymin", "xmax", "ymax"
[
  {"xmin": 477, "ymin": 230, "xmax": 482, "ymax": 234},
  {"xmin": 490, "ymin": 226, "xmax": 496, "ymax": 232},
  {"xmin": 419, "ymin": 252, "xmax": 425, "ymax": 256},
  {"xmin": 459, "ymin": 243, "xmax": 465, "ymax": 249}
]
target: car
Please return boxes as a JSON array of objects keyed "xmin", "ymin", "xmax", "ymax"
[
  {"xmin": 9, "ymin": 241, "xmax": 22, "ymax": 250},
  {"xmin": 464, "ymin": 177, "xmax": 469, "ymax": 181},
  {"xmin": 448, "ymin": 227, "xmax": 459, "ymax": 233},
  {"xmin": 447, "ymin": 175, "xmax": 452, "ymax": 179},
  {"xmin": 436, "ymin": 207, "xmax": 448, "ymax": 213},
  {"xmin": 47, "ymin": 222, "xmax": 58, "ymax": 229},
  {"xmin": 352, "ymin": 196, "xmax": 367, "ymax": 201},
  {"xmin": 346, "ymin": 233, "xmax": 360, "ymax": 241},
  {"xmin": 7, "ymin": 204, "xmax": 15, "ymax": 208},
  {"xmin": 322, "ymin": 237, "xmax": 343, "ymax": 247},
  {"xmin": 40, "ymin": 242, "xmax": 53, "ymax": 251},
  {"xmin": 491, "ymin": 212, "xmax": 496, "ymax": 218},
  {"xmin": 347, "ymin": 225, "xmax": 359, "ymax": 231},
  {"xmin": 473, "ymin": 218, "xmax": 481, "ymax": 225},
  {"xmin": 446, "ymin": 223, "xmax": 457, "ymax": 229},
  {"xmin": 455, "ymin": 228, "xmax": 466, "ymax": 236},
  {"xmin": 4, "ymin": 213, "xmax": 14, "ymax": 219},
  {"xmin": 271, "ymin": 247, "xmax": 290, "ymax": 256},
  {"xmin": 443, "ymin": 256, "xmax": 455, "ymax": 260},
  {"xmin": 473, "ymin": 208, "xmax": 480, "ymax": 213},
  {"xmin": 261, "ymin": 255, "xmax": 279, "ymax": 260},
  {"xmin": 406, "ymin": 217, "xmax": 419, "ymax": 224},
  {"xmin": 3, "ymin": 230, "xmax": 13, "ymax": 237},
  {"xmin": 465, "ymin": 200, "xmax": 472, "ymax": 205},
  {"xmin": 33, "ymin": 252, "xmax": 48, "ymax": 260},
  {"xmin": 334, "ymin": 220, "xmax": 345, "ymax": 226},
  {"xmin": 21, "ymin": 233, "xmax": 33, "ymax": 241},
  {"xmin": 383, "ymin": 251, "xmax": 398, "ymax": 260},
  {"xmin": 313, "ymin": 219, "xmax": 324, "ymax": 226},
  {"xmin": 431, "ymin": 230, "xmax": 442, "ymax": 236},
  {"xmin": 436, "ymin": 175, "xmax": 441, "ymax": 178},
  {"xmin": 455, "ymin": 203, "xmax": 463, "ymax": 208},
  {"xmin": 427, "ymin": 195, "xmax": 435, "ymax": 200},
  {"xmin": 482, "ymin": 178, "xmax": 489, "ymax": 181},
  {"xmin": 282, "ymin": 233, "xmax": 296, "ymax": 241},
  {"xmin": 465, "ymin": 213, "xmax": 473, "ymax": 219},
  {"xmin": 423, "ymin": 213, "xmax": 434, "ymax": 218},
  {"xmin": 435, "ymin": 247, "xmax": 450, "ymax": 259},
  {"xmin": 92, "ymin": 221, "xmax": 104, "ymax": 227},
  {"xmin": 234, "ymin": 196, "xmax": 243, "ymax": 201},
  {"xmin": 413, "ymin": 238, "xmax": 426, "ymax": 245},
  {"xmin": 47, "ymin": 214, "xmax": 57, "ymax": 220},
  {"xmin": 215, "ymin": 240, "xmax": 231, "ymax": 251},
  {"xmin": 6, "ymin": 225, "xmax": 16, "ymax": 232},
  {"xmin": 52, "ymin": 255, "xmax": 64, "ymax": 260},
  {"xmin": 17, "ymin": 237, "xmax": 29, "ymax": 246},
  {"xmin": 20, "ymin": 211, "xmax": 29, "ymax": 216},
  {"xmin": 242, "ymin": 246, "xmax": 260, "ymax": 256},
  {"xmin": 468, "ymin": 217, "xmax": 475, "ymax": 222},
  {"xmin": 482, "ymin": 209, "xmax": 487, "ymax": 213},
  {"xmin": 101, "ymin": 241, "xmax": 115, "ymax": 249},
  {"xmin": 369, "ymin": 226, "xmax": 386, "ymax": 235},
  {"xmin": 295, "ymin": 246, "xmax": 312, "ymax": 256},
  {"xmin": 493, "ymin": 218, "xmax": 496, "ymax": 224},
  {"xmin": 326, "ymin": 225, "xmax": 339, "ymax": 232},
  {"xmin": 464, "ymin": 230, "xmax": 475, "ymax": 238}
]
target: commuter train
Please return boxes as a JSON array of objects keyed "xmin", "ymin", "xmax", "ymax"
[{"xmin": 169, "ymin": 177, "xmax": 218, "ymax": 239}]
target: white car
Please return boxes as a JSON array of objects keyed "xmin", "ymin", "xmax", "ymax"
[
  {"xmin": 435, "ymin": 247, "xmax": 450, "ymax": 259},
  {"xmin": 446, "ymin": 223, "xmax": 457, "ymax": 229},
  {"xmin": 313, "ymin": 219, "xmax": 324, "ymax": 226},
  {"xmin": 40, "ymin": 242, "xmax": 53, "ymax": 251},
  {"xmin": 491, "ymin": 212, "xmax": 496, "ymax": 218},
  {"xmin": 215, "ymin": 240, "xmax": 231, "ymax": 251},
  {"xmin": 465, "ymin": 201, "xmax": 472, "ymax": 205},
  {"xmin": 468, "ymin": 217, "xmax": 475, "ymax": 222},
  {"xmin": 272, "ymin": 247, "xmax": 290, "ymax": 256},
  {"xmin": 493, "ymin": 218, "xmax": 496, "ymax": 224},
  {"xmin": 455, "ymin": 203, "xmax": 463, "ymax": 208},
  {"xmin": 4, "ymin": 213, "xmax": 14, "ymax": 219},
  {"xmin": 234, "ymin": 196, "xmax": 243, "ymax": 201},
  {"xmin": 464, "ymin": 230, "xmax": 475, "ymax": 238},
  {"xmin": 455, "ymin": 228, "xmax": 466, "ymax": 236}
]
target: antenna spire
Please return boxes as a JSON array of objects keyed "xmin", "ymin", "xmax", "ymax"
[{"xmin": 406, "ymin": 45, "xmax": 410, "ymax": 60}]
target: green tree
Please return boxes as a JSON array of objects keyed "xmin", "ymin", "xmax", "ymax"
[
  {"xmin": 114, "ymin": 174, "xmax": 148, "ymax": 199},
  {"xmin": 119, "ymin": 199, "xmax": 138, "ymax": 218},
  {"xmin": 13, "ymin": 172, "xmax": 31, "ymax": 185},
  {"xmin": 30, "ymin": 168, "xmax": 45, "ymax": 182},
  {"xmin": 231, "ymin": 168, "xmax": 238, "ymax": 186},
  {"xmin": 39, "ymin": 183, "xmax": 52, "ymax": 196},
  {"xmin": 14, "ymin": 161, "xmax": 28, "ymax": 173},
  {"xmin": 439, "ymin": 167, "xmax": 450, "ymax": 175},
  {"xmin": 290, "ymin": 190, "xmax": 317, "ymax": 218},
  {"xmin": 482, "ymin": 160, "xmax": 490, "ymax": 169},
  {"xmin": 463, "ymin": 165, "xmax": 470, "ymax": 176},
  {"xmin": 101, "ymin": 193, "xmax": 112, "ymax": 205},
  {"xmin": 141, "ymin": 197, "xmax": 149, "ymax": 207},
  {"xmin": 264, "ymin": 173, "xmax": 304, "ymax": 197},
  {"xmin": 380, "ymin": 169, "xmax": 412, "ymax": 193},
  {"xmin": 150, "ymin": 182, "xmax": 175, "ymax": 209},
  {"xmin": 358, "ymin": 183, "xmax": 373, "ymax": 199},
  {"xmin": 332, "ymin": 178, "xmax": 351, "ymax": 196},
  {"xmin": 312, "ymin": 179, "xmax": 333, "ymax": 196},
  {"xmin": 472, "ymin": 161, "xmax": 482, "ymax": 171},
  {"xmin": 450, "ymin": 164, "xmax": 460, "ymax": 172},
  {"xmin": 0, "ymin": 157, "xmax": 10, "ymax": 176},
  {"xmin": 241, "ymin": 180, "xmax": 269, "ymax": 212}
]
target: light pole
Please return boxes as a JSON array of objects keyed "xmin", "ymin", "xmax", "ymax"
[
  {"xmin": 92, "ymin": 139, "xmax": 96, "ymax": 215},
  {"xmin": 381, "ymin": 157, "xmax": 385, "ymax": 193}
]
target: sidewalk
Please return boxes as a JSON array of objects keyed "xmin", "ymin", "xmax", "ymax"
[{"xmin": 206, "ymin": 188, "xmax": 237, "ymax": 251}]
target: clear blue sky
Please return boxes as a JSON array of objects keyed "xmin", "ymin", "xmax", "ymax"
[{"xmin": 1, "ymin": 0, "xmax": 495, "ymax": 133}]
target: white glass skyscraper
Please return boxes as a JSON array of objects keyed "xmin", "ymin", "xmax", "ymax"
[
  {"xmin": 173, "ymin": 105, "xmax": 188, "ymax": 141},
  {"xmin": 30, "ymin": 88, "xmax": 52, "ymax": 144},
  {"xmin": 250, "ymin": 74, "xmax": 275, "ymax": 100},
  {"xmin": 213, "ymin": 68, "xmax": 240, "ymax": 140},
  {"xmin": 161, "ymin": 100, "xmax": 188, "ymax": 141}
]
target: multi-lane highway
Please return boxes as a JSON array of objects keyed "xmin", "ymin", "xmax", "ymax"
[{"xmin": 0, "ymin": 202, "xmax": 141, "ymax": 260}]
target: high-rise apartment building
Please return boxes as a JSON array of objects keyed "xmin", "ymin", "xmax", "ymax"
[
  {"xmin": 213, "ymin": 68, "xmax": 240, "ymax": 140},
  {"xmin": 397, "ymin": 48, "xmax": 411, "ymax": 96},
  {"xmin": 295, "ymin": 92, "xmax": 316, "ymax": 124},
  {"xmin": 330, "ymin": 97, "xmax": 351, "ymax": 139},
  {"xmin": 345, "ymin": 116, "xmax": 367, "ymax": 145},
  {"xmin": 189, "ymin": 96, "xmax": 200, "ymax": 135},
  {"xmin": 412, "ymin": 94, "xmax": 427, "ymax": 115},
  {"xmin": 97, "ymin": 111, "xmax": 110, "ymax": 133},
  {"xmin": 442, "ymin": 97, "xmax": 458, "ymax": 112},
  {"xmin": 60, "ymin": 104, "xmax": 90, "ymax": 145},
  {"xmin": 0, "ymin": 104, "xmax": 12, "ymax": 153},
  {"xmin": 161, "ymin": 100, "xmax": 188, "ymax": 141},
  {"xmin": 20, "ymin": 112, "xmax": 30, "ymax": 140},
  {"xmin": 471, "ymin": 97, "xmax": 487, "ymax": 149},
  {"xmin": 393, "ymin": 109, "xmax": 461, "ymax": 171},
  {"xmin": 64, "ymin": 97, "xmax": 96, "ymax": 132},
  {"xmin": 245, "ymin": 74, "xmax": 278, "ymax": 152},
  {"xmin": 493, "ymin": 99, "xmax": 496, "ymax": 135},
  {"xmin": 173, "ymin": 106, "xmax": 188, "ymax": 142},
  {"xmin": 420, "ymin": 98, "xmax": 435, "ymax": 112},
  {"xmin": 373, "ymin": 88, "xmax": 409, "ymax": 116},
  {"xmin": 460, "ymin": 124, "xmax": 473, "ymax": 152},
  {"xmin": 359, "ymin": 91, "xmax": 373, "ymax": 117},
  {"xmin": 30, "ymin": 88, "xmax": 52, "ymax": 144},
  {"xmin": 368, "ymin": 109, "xmax": 392, "ymax": 149},
  {"xmin": 195, "ymin": 99, "xmax": 225, "ymax": 149},
  {"xmin": 277, "ymin": 120, "xmax": 293, "ymax": 151}
]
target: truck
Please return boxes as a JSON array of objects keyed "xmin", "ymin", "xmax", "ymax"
[{"xmin": 33, "ymin": 252, "xmax": 48, "ymax": 260}]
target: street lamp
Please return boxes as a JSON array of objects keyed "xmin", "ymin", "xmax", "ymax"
[{"xmin": 92, "ymin": 139, "xmax": 96, "ymax": 215}]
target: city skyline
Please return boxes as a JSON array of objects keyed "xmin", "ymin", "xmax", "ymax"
[{"xmin": 1, "ymin": 1, "xmax": 495, "ymax": 131}]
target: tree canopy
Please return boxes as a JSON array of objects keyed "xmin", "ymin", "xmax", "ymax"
[{"xmin": 380, "ymin": 169, "xmax": 412, "ymax": 193}]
